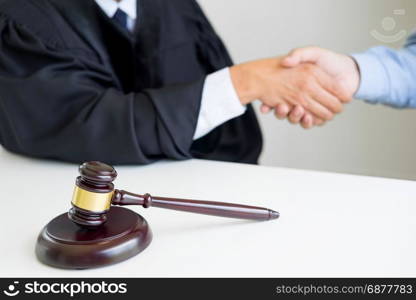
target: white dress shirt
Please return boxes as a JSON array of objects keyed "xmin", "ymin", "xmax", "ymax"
[{"xmin": 95, "ymin": 0, "xmax": 246, "ymax": 140}]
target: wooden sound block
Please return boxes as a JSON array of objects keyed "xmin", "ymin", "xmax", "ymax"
[{"xmin": 35, "ymin": 207, "xmax": 152, "ymax": 269}]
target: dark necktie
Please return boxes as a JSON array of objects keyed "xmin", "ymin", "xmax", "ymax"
[{"xmin": 113, "ymin": 8, "xmax": 128, "ymax": 31}]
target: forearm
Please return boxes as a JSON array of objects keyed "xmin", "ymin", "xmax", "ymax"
[
  {"xmin": 352, "ymin": 46, "xmax": 416, "ymax": 108},
  {"xmin": 0, "ymin": 73, "xmax": 205, "ymax": 164}
]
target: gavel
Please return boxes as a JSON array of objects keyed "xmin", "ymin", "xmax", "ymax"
[
  {"xmin": 36, "ymin": 161, "xmax": 279, "ymax": 269},
  {"xmin": 68, "ymin": 161, "xmax": 279, "ymax": 227}
]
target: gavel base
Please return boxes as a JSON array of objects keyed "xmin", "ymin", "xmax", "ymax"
[{"xmin": 35, "ymin": 207, "xmax": 152, "ymax": 269}]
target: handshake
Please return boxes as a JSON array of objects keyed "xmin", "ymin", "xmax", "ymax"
[{"xmin": 230, "ymin": 47, "xmax": 361, "ymax": 128}]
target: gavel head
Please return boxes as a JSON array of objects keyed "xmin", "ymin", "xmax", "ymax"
[{"xmin": 68, "ymin": 161, "xmax": 117, "ymax": 228}]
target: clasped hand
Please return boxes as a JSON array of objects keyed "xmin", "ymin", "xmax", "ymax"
[{"xmin": 230, "ymin": 47, "xmax": 360, "ymax": 128}]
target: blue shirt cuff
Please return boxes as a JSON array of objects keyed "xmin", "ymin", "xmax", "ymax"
[{"xmin": 351, "ymin": 52, "xmax": 389, "ymax": 103}]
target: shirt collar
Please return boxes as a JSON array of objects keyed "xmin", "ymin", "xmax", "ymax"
[{"xmin": 95, "ymin": 0, "xmax": 137, "ymax": 20}]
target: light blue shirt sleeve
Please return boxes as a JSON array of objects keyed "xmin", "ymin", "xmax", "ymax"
[{"xmin": 351, "ymin": 33, "xmax": 416, "ymax": 108}]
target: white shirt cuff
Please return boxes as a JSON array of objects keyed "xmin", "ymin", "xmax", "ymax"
[{"xmin": 193, "ymin": 68, "xmax": 247, "ymax": 140}]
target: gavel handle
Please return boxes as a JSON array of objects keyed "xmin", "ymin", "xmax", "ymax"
[{"xmin": 112, "ymin": 190, "xmax": 279, "ymax": 221}]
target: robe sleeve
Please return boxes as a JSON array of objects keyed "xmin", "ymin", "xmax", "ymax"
[{"xmin": 0, "ymin": 16, "xmax": 203, "ymax": 164}]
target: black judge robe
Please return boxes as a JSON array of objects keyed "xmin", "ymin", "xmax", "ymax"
[{"xmin": 0, "ymin": 0, "xmax": 262, "ymax": 165}]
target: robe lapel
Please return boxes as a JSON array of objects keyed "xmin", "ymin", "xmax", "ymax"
[
  {"xmin": 47, "ymin": 0, "xmax": 109, "ymax": 63},
  {"xmin": 47, "ymin": 0, "xmax": 123, "ymax": 87}
]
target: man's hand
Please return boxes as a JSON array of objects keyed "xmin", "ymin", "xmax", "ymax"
[
  {"xmin": 229, "ymin": 57, "xmax": 346, "ymax": 123},
  {"xmin": 261, "ymin": 47, "xmax": 360, "ymax": 128},
  {"xmin": 282, "ymin": 47, "xmax": 360, "ymax": 98}
]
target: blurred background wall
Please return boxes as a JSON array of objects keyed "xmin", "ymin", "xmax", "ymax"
[{"xmin": 198, "ymin": 0, "xmax": 416, "ymax": 180}]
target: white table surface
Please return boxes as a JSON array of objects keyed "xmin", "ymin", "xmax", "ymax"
[{"xmin": 1, "ymin": 146, "xmax": 416, "ymax": 277}]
